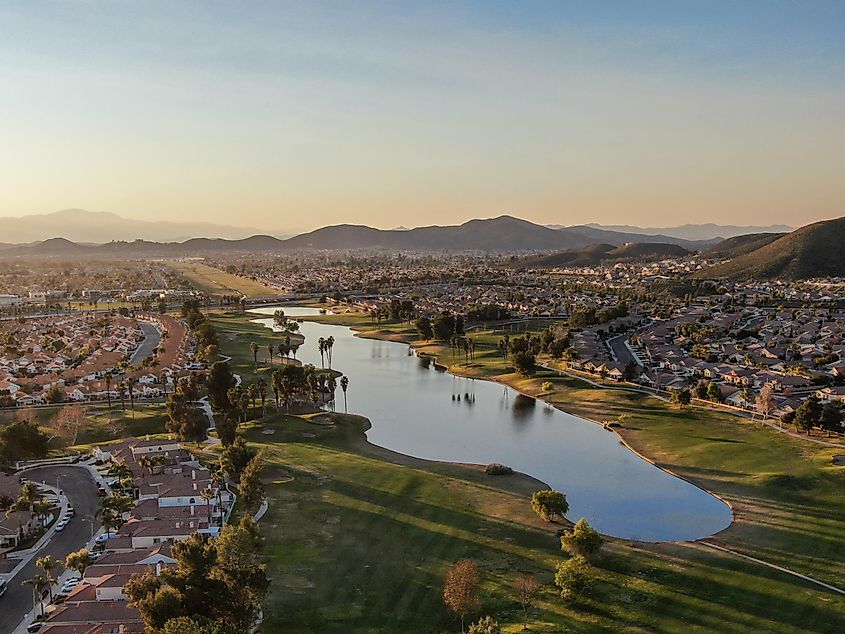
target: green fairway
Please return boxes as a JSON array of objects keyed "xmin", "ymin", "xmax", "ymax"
[{"xmin": 206, "ymin": 310, "xmax": 845, "ymax": 633}]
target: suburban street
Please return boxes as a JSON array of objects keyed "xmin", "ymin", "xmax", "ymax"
[
  {"xmin": 0, "ymin": 466, "xmax": 99, "ymax": 634},
  {"xmin": 129, "ymin": 321, "xmax": 162, "ymax": 364},
  {"xmin": 608, "ymin": 334, "xmax": 640, "ymax": 366}
]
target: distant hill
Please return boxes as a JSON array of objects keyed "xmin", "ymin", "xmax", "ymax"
[
  {"xmin": 572, "ymin": 222, "xmax": 795, "ymax": 241},
  {"xmin": 703, "ymin": 233, "xmax": 786, "ymax": 259},
  {"xmin": 0, "ymin": 209, "xmax": 276, "ymax": 242},
  {"xmin": 563, "ymin": 225, "xmax": 710, "ymax": 250},
  {"xmin": 698, "ymin": 217, "xmax": 845, "ymax": 280},
  {"xmin": 517, "ymin": 242, "xmax": 689, "ymax": 269},
  {"xmin": 284, "ymin": 216, "xmax": 594, "ymax": 251}
]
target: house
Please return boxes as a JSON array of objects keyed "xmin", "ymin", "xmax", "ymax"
[{"xmin": 0, "ymin": 511, "xmax": 38, "ymax": 549}]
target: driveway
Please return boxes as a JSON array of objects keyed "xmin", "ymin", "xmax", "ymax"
[{"xmin": 0, "ymin": 466, "xmax": 98, "ymax": 633}]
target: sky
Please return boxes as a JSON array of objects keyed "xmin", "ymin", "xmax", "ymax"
[{"xmin": 0, "ymin": 0, "xmax": 843, "ymax": 232}]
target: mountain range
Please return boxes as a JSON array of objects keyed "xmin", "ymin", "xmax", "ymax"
[
  {"xmin": 0, "ymin": 214, "xmax": 712, "ymax": 255},
  {"xmin": 576, "ymin": 222, "xmax": 795, "ymax": 241},
  {"xmin": 0, "ymin": 209, "xmax": 277, "ymax": 243},
  {"xmin": 0, "ymin": 208, "xmax": 790, "ymax": 245}
]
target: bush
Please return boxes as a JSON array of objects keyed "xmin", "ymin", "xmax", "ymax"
[
  {"xmin": 485, "ymin": 463, "xmax": 513, "ymax": 475},
  {"xmin": 541, "ymin": 381, "xmax": 554, "ymax": 392},
  {"xmin": 561, "ymin": 518, "xmax": 604, "ymax": 557}
]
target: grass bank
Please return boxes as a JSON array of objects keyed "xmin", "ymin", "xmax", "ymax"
[{"xmin": 208, "ymin": 309, "xmax": 845, "ymax": 632}]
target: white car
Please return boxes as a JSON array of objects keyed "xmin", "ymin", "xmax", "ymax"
[
  {"xmin": 54, "ymin": 521, "xmax": 67, "ymax": 533},
  {"xmin": 60, "ymin": 578, "xmax": 81, "ymax": 593}
]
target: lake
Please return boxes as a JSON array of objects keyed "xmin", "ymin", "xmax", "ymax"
[{"xmin": 251, "ymin": 306, "xmax": 732, "ymax": 542}]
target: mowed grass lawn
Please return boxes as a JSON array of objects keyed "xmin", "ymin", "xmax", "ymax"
[
  {"xmin": 165, "ymin": 260, "xmax": 279, "ymax": 298},
  {"xmin": 212, "ymin": 310, "xmax": 845, "ymax": 632},
  {"xmin": 0, "ymin": 402, "xmax": 169, "ymax": 454}
]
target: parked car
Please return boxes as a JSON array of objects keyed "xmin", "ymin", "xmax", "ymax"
[
  {"xmin": 60, "ymin": 578, "xmax": 81, "ymax": 594},
  {"xmin": 65, "ymin": 506, "xmax": 75, "ymax": 516},
  {"xmin": 0, "ymin": 579, "xmax": 8, "ymax": 598},
  {"xmin": 26, "ymin": 621, "xmax": 43, "ymax": 633},
  {"xmin": 54, "ymin": 519, "xmax": 68, "ymax": 532}
]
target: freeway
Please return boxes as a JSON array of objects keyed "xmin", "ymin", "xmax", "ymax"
[{"xmin": 0, "ymin": 466, "xmax": 99, "ymax": 634}]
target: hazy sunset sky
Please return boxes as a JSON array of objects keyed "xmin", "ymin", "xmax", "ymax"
[{"xmin": 1, "ymin": 1, "xmax": 843, "ymax": 231}]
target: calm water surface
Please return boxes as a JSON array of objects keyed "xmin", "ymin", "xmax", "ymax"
[{"xmin": 251, "ymin": 307, "xmax": 732, "ymax": 542}]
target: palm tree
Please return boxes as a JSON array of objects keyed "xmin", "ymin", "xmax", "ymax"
[
  {"xmin": 117, "ymin": 380, "xmax": 126, "ymax": 413},
  {"xmin": 267, "ymin": 343, "xmax": 274, "ymax": 366},
  {"xmin": 325, "ymin": 336, "xmax": 335, "ymax": 368},
  {"xmin": 16, "ymin": 482, "xmax": 41, "ymax": 512},
  {"xmin": 36, "ymin": 555, "xmax": 60, "ymax": 602},
  {"xmin": 257, "ymin": 378, "xmax": 267, "ymax": 415},
  {"xmin": 22, "ymin": 574, "xmax": 47, "ymax": 619},
  {"xmin": 103, "ymin": 370, "xmax": 114, "ymax": 419},
  {"xmin": 127, "ymin": 379, "xmax": 136, "ymax": 418},
  {"xmin": 318, "ymin": 337, "xmax": 326, "ymax": 368},
  {"xmin": 200, "ymin": 486, "xmax": 215, "ymax": 525},
  {"xmin": 250, "ymin": 342, "xmax": 259, "ymax": 368},
  {"xmin": 340, "ymin": 375, "xmax": 349, "ymax": 412}
]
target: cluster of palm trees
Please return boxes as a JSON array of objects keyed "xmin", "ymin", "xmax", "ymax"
[
  {"xmin": 269, "ymin": 364, "xmax": 350, "ymax": 412},
  {"xmin": 317, "ymin": 336, "xmax": 335, "ymax": 369},
  {"xmin": 226, "ymin": 379, "xmax": 268, "ymax": 422},
  {"xmin": 449, "ymin": 336, "xmax": 476, "ymax": 362},
  {"xmin": 2, "ymin": 481, "xmax": 52, "ymax": 532},
  {"xmin": 250, "ymin": 338, "xmax": 300, "ymax": 368}
]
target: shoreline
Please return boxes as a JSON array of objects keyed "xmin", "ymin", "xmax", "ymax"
[{"xmin": 293, "ymin": 313, "xmax": 737, "ymax": 544}]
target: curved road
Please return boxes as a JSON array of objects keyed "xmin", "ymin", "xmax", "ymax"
[
  {"xmin": 130, "ymin": 322, "xmax": 161, "ymax": 365},
  {"xmin": 0, "ymin": 466, "xmax": 98, "ymax": 633}
]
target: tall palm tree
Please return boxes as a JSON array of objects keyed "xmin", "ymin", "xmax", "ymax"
[
  {"xmin": 257, "ymin": 378, "xmax": 267, "ymax": 416},
  {"xmin": 104, "ymin": 370, "xmax": 114, "ymax": 420},
  {"xmin": 127, "ymin": 379, "xmax": 136, "ymax": 418},
  {"xmin": 22, "ymin": 575, "xmax": 47, "ymax": 619},
  {"xmin": 117, "ymin": 380, "xmax": 126, "ymax": 412},
  {"xmin": 340, "ymin": 375, "xmax": 349, "ymax": 413},
  {"xmin": 250, "ymin": 342, "xmax": 259, "ymax": 368},
  {"xmin": 325, "ymin": 336, "xmax": 335, "ymax": 368},
  {"xmin": 36, "ymin": 555, "xmax": 59, "ymax": 602},
  {"xmin": 318, "ymin": 337, "xmax": 326, "ymax": 368},
  {"xmin": 267, "ymin": 343, "xmax": 274, "ymax": 366}
]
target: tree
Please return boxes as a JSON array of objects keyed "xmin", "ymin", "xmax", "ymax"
[
  {"xmin": 693, "ymin": 380, "xmax": 709, "ymax": 400},
  {"xmin": 820, "ymin": 402, "xmax": 843, "ymax": 436},
  {"xmin": 65, "ymin": 548, "xmax": 94, "ymax": 578},
  {"xmin": 340, "ymin": 375, "xmax": 349, "ymax": 412},
  {"xmin": 125, "ymin": 519, "xmax": 267, "ymax": 632},
  {"xmin": 36, "ymin": 555, "xmax": 61, "ymax": 601},
  {"xmin": 707, "ymin": 381, "xmax": 723, "ymax": 403},
  {"xmin": 249, "ymin": 342, "xmax": 259, "ymax": 368},
  {"xmin": 415, "ymin": 316, "xmax": 433, "ymax": 340},
  {"xmin": 239, "ymin": 450, "xmax": 265, "ymax": 506},
  {"xmin": 22, "ymin": 574, "xmax": 47, "ymax": 619},
  {"xmin": 756, "ymin": 383, "xmax": 775, "ymax": 420},
  {"xmin": 554, "ymin": 555, "xmax": 592, "ymax": 602},
  {"xmin": 510, "ymin": 574, "xmax": 539, "ymax": 630},
  {"xmin": 443, "ymin": 559, "xmax": 481, "ymax": 633},
  {"xmin": 216, "ymin": 413, "xmax": 237, "ymax": 447},
  {"xmin": 795, "ymin": 396, "xmax": 822, "ymax": 435},
  {"xmin": 560, "ymin": 518, "xmax": 603, "ymax": 558},
  {"xmin": 512, "ymin": 351, "xmax": 536, "ymax": 376},
  {"xmin": 468, "ymin": 616, "xmax": 501, "ymax": 634},
  {"xmin": 432, "ymin": 312, "xmax": 456, "ymax": 340},
  {"xmin": 220, "ymin": 437, "xmax": 256, "ymax": 482},
  {"xmin": 207, "ymin": 361, "xmax": 236, "ymax": 411},
  {"xmin": 0, "ymin": 416, "xmax": 49, "ymax": 466},
  {"xmin": 670, "ymin": 388, "xmax": 692, "ymax": 408},
  {"xmin": 531, "ymin": 489, "xmax": 568, "ymax": 523}
]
